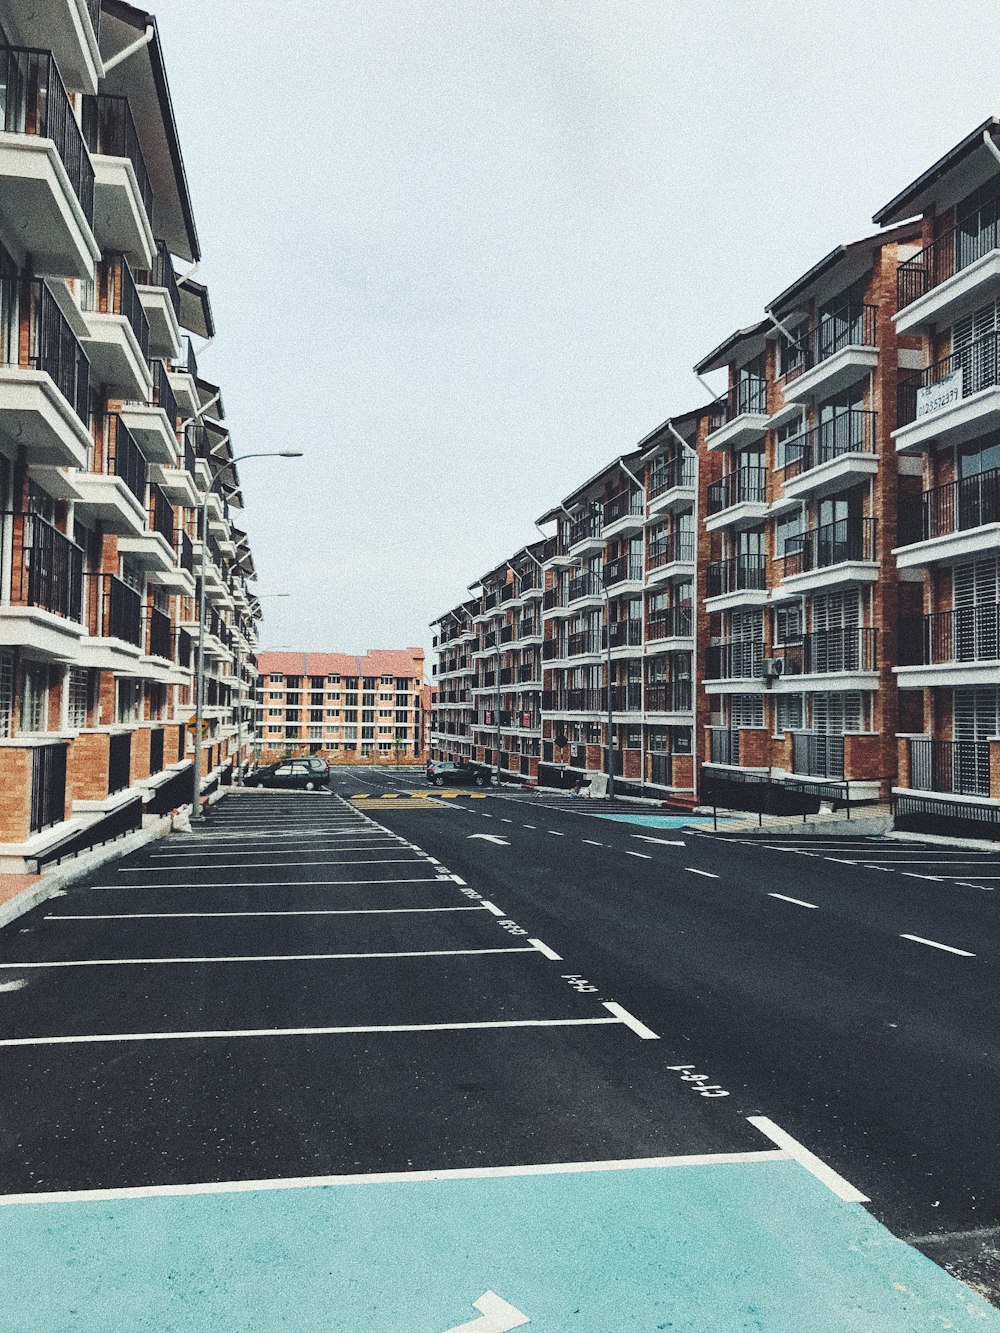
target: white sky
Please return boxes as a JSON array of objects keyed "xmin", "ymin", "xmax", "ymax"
[{"xmin": 155, "ymin": 0, "xmax": 1000, "ymax": 660}]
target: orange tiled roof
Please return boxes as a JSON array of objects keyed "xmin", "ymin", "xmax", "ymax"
[{"xmin": 257, "ymin": 648, "xmax": 425, "ymax": 680}]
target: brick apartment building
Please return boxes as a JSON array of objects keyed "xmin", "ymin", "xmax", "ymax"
[
  {"xmin": 255, "ymin": 650, "xmax": 427, "ymax": 763},
  {"xmin": 0, "ymin": 2, "xmax": 260, "ymax": 870},
  {"xmin": 432, "ymin": 119, "xmax": 1000, "ymax": 837}
]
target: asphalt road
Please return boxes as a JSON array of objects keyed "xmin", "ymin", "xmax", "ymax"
[
  {"xmin": 0, "ymin": 772, "xmax": 997, "ymax": 1330},
  {"xmin": 336, "ymin": 766, "xmax": 1000, "ymax": 1301}
]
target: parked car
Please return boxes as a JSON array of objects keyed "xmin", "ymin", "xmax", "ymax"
[
  {"xmin": 244, "ymin": 758, "xmax": 330, "ymax": 790},
  {"xmin": 426, "ymin": 760, "xmax": 489, "ymax": 787}
]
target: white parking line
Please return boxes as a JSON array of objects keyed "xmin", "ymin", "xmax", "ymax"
[
  {"xmin": 747, "ymin": 1117, "xmax": 868, "ymax": 1203},
  {"xmin": 602, "ymin": 1001, "xmax": 659, "ymax": 1040},
  {"xmin": 582, "ymin": 839, "xmax": 603, "ymax": 847},
  {"xmin": 0, "ymin": 945, "xmax": 540, "ymax": 969},
  {"xmin": 480, "ymin": 900, "xmax": 506, "ymax": 917},
  {"xmin": 686, "ymin": 868, "xmax": 719, "ymax": 879},
  {"xmin": 529, "ymin": 938, "xmax": 562, "ymax": 961},
  {"xmin": 900, "ymin": 934, "xmax": 976, "ymax": 958},
  {"xmin": 631, "ymin": 836, "xmax": 686, "ymax": 847},
  {"xmin": 0, "ymin": 1015, "xmax": 623, "ymax": 1049},
  {"xmin": 768, "ymin": 893, "xmax": 819, "ymax": 910},
  {"xmin": 625, "ymin": 851, "xmax": 652, "ymax": 860},
  {"xmin": 121, "ymin": 855, "xmax": 424, "ymax": 872},
  {"xmin": 548, "ymin": 831, "xmax": 564, "ymax": 836},
  {"xmin": 900, "ymin": 873, "xmax": 944, "ymax": 882},
  {"xmin": 99, "ymin": 877, "xmax": 450, "ymax": 890},
  {"xmin": 523, "ymin": 824, "xmax": 537, "ymax": 829},
  {"xmin": 45, "ymin": 907, "xmax": 489, "ymax": 921}
]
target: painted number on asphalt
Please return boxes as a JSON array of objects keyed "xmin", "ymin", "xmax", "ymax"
[
  {"xmin": 666, "ymin": 1064, "xmax": 730, "ymax": 1098},
  {"xmin": 497, "ymin": 919, "xmax": 527, "ymax": 937},
  {"xmin": 561, "ymin": 973, "xmax": 599, "ymax": 994}
]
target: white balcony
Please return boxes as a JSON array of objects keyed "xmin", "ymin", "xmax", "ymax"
[
  {"xmin": 780, "ymin": 345, "xmax": 878, "ymax": 404},
  {"xmin": 780, "ymin": 450, "xmax": 879, "ymax": 501},
  {"xmin": 72, "ymin": 472, "xmax": 146, "ymax": 537},
  {"xmin": 894, "ymin": 661, "xmax": 1000, "ymax": 689},
  {"xmin": 138, "ymin": 285, "xmax": 183, "ymax": 361},
  {"xmin": 894, "ymin": 382, "xmax": 1000, "ymax": 454},
  {"xmin": 0, "ymin": 368, "xmax": 91, "ymax": 468},
  {"xmin": 119, "ymin": 401, "xmax": 177, "ymax": 464},
  {"xmin": 777, "ymin": 561, "xmax": 879, "ymax": 598},
  {"xmin": 91, "ymin": 154, "xmax": 155, "ymax": 271},
  {"xmin": 151, "ymin": 461, "xmax": 198, "ymax": 508},
  {"xmin": 893, "ymin": 523, "xmax": 1000, "ymax": 570},
  {"xmin": 704, "ymin": 499, "xmax": 768, "ymax": 533},
  {"xmin": 648, "ymin": 481, "xmax": 695, "ymax": 516},
  {"xmin": 0, "ymin": 134, "xmax": 99, "ymax": 280},
  {"xmin": 79, "ymin": 309, "xmax": 152, "ymax": 400},
  {"xmin": 167, "ymin": 367, "xmax": 200, "ymax": 418},
  {"xmin": 0, "ymin": 604, "xmax": 85, "ymax": 661},
  {"xmin": 3, "ymin": 2, "xmax": 103, "ymax": 94},
  {"xmin": 705, "ymin": 412, "xmax": 768, "ymax": 452},
  {"xmin": 894, "ymin": 249, "xmax": 1000, "ymax": 336},
  {"xmin": 117, "ymin": 531, "xmax": 175, "ymax": 576}
]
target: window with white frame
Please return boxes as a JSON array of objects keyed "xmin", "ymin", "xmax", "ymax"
[
  {"xmin": 0, "ymin": 650, "xmax": 13, "ymax": 738},
  {"xmin": 67, "ymin": 668, "xmax": 92, "ymax": 730},
  {"xmin": 116, "ymin": 678, "xmax": 143, "ymax": 725},
  {"xmin": 775, "ymin": 693, "xmax": 804, "ymax": 733}
]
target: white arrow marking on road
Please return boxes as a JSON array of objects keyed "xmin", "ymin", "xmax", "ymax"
[
  {"xmin": 467, "ymin": 834, "xmax": 511, "ymax": 846},
  {"xmin": 632, "ymin": 835, "xmax": 686, "ymax": 846},
  {"xmin": 443, "ymin": 1289, "xmax": 530, "ymax": 1332}
]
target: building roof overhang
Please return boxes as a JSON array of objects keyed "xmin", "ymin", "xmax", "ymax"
[
  {"xmin": 767, "ymin": 220, "xmax": 924, "ymax": 318},
  {"xmin": 177, "ymin": 277, "xmax": 215, "ymax": 339},
  {"xmin": 873, "ymin": 118, "xmax": 1000, "ymax": 226},
  {"xmin": 694, "ymin": 318, "xmax": 771, "ymax": 376}
]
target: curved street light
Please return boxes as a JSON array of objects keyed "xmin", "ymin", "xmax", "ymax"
[{"xmin": 192, "ymin": 450, "xmax": 303, "ymax": 819}]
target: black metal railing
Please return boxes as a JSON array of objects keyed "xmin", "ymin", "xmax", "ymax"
[
  {"xmin": 81, "ymin": 93, "xmax": 153, "ymax": 224},
  {"xmin": 781, "ymin": 411, "xmax": 878, "ymax": 480},
  {"xmin": 897, "ymin": 213, "xmax": 1000, "ymax": 311},
  {"xmin": 707, "ymin": 377, "xmax": 768, "ymax": 433},
  {"xmin": 94, "ymin": 574, "xmax": 142, "ymax": 645},
  {"xmin": 650, "ymin": 752, "xmax": 674, "ymax": 786},
  {"xmin": 499, "ymin": 625, "xmax": 514, "ymax": 645},
  {"xmin": 517, "ymin": 662, "xmax": 540, "ymax": 683},
  {"xmin": 899, "ymin": 465, "xmax": 1000, "ymax": 545},
  {"xmin": 602, "ymin": 555, "xmax": 644, "ymax": 586},
  {"xmin": 107, "ymin": 416, "xmax": 148, "ymax": 503},
  {"xmin": 30, "ymin": 742, "xmax": 67, "ymax": 834},
  {"xmin": 180, "ymin": 335, "xmax": 198, "ymax": 380},
  {"xmin": 176, "ymin": 627, "xmax": 192, "ymax": 669},
  {"xmin": 603, "ymin": 488, "xmax": 644, "ymax": 526},
  {"xmin": 149, "ymin": 727, "xmax": 165, "ymax": 776},
  {"xmin": 897, "ymin": 329, "xmax": 1000, "ymax": 427},
  {"xmin": 480, "ymin": 630, "xmax": 496, "ymax": 650},
  {"xmin": 146, "ymin": 605, "xmax": 172, "ymax": 659},
  {"xmin": 153, "ymin": 359, "xmax": 179, "ymax": 433},
  {"xmin": 542, "ymin": 638, "xmax": 562, "ymax": 660},
  {"xmin": 178, "ymin": 529, "xmax": 194, "ymax": 574},
  {"xmin": 568, "ymin": 572, "xmax": 602, "ymax": 602},
  {"xmin": 542, "ymin": 588, "xmax": 560, "ymax": 611},
  {"xmin": 149, "ymin": 483, "xmax": 174, "ymax": 544},
  {"xmin": 706, "ymin": 467, "xmax": 767, "ymax": 515},
  {"xmin": 708, "ymin": 727, "xmax": 740, "ymax": 765},
  {"xmin": 100, "ymin": 254, "xmax": 149, "ymax": 360},
  {"xmin": 3, "ymin": 512, "xmax": 84, "ymax": 621},
  {"xmin": 648, "ymin": 532, "xmax": 695, "ymax": 570},
  {"xmin": 108, "ymin": 731, "xmax": 132, "ymax": 795},
  {"xmin": 568, "ymin": 510, "xmax": 602, "ymax": 547},
  {"xmin": 0, "ymin": 46, "xmax": 94, "ymax": 225},
  {"xmin": 706, "ymin": 641, "xmax": 764, "ymax": 680},
  {"xmin": 707, "ymin": 554, "xmax": 767, "ymax": 596},
  {"xmin": 482, "ymin": 591, "xmax": 497, "ymax": 612},
  {"xmin": 647, "ymin": 607, "xmax": 693, "ymax": 640},
  {"xmin": 782, "ymin": 518, "xmax": 876, "ymax": 575},
  {"xmin": 777, "ymin": 627, "xmax": 879, "ymax": 674},
  {"xmin": 908, "ymin": 737, "xmax": 991, "ymax": 798},
  {"xmin": 792, "ymin": 731, "xmax": 845, "ymax": 779},
  {"xmin": 143, "ymin": 240, "xmax": 181, "ymax": 318},
  {"xmin": 783, "ymin": 303, "xmax": 877, "ymax": 382},
  {"xmin": 649, "ymin": 454, "xmax": 695, "ymax": 498},
  {"xmin": 610, "ymin": 683, "xmax": 642, "ymax": 711},
  {"xmin": 568, "ymin": 630, "xmax": 602, "ymax": 656},
  {"xmin": 647, "ymin": 681, "xmax": 692, "ymax": 712},
  {"xmin": 498, "ymin": 583, "xmax": 514, "ymax": 604},
  {"xmin": 604, "ymin": 619, "xmax": 643, "ymax": 649},
  {"xmin": 0, "ymin": 277, "xmax": 91, "ymax": 423},
  {"xmin": 899, "ymin": 605, "xmax": 1000, "ymax": 666}
]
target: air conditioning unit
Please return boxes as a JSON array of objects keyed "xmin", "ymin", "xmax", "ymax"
[{"xmin": 761, "ymin": 658, "xmax": 784, "ymax": 680}]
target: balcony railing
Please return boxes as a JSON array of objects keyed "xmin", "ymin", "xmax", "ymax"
[
  {"xmin": 707, "ymin": 554, "xmax": 767, "ymax": 597},
  {"xmin": 568, "ymin": 571, "xmax": 602, "ymax": 602},
  {"xmin": 482, "ymin": 591, "xmax": 497, "ymax": 612},
  {"xmin": 783, "ymin": 303, "xmax": 878, "ymax": 383},
  {"xmin": 108, "ymin": 731, "xmax": 132, "ymax": 795},
  {"xmin": 542, "ymin": 588, "xmax": 560, "ymax": 611},
  {"xmin": 899, "ymin": 465, "xmax": 1000, "ymax": 545},
  {"xmin": 568, "ymin": 510, "xmax": 602, "ymax": 547},
  {"xmin": 568, "ymin": 631, "xmax": 602, "ymax": 657},
  {"xmin": 706, "ymin": 467, "xmax": 767, "ymax": 515},
  {"xmin": 81, "ymin": 93, "xmax": 153, "ymax": 224},
  {"xmin": 649, "ymin": 454, "xmax": 695, "ymax": 498},
  {"xmin": 706, "ymin": 640, "xmax": 764, "ymax": 680},
  {"xmin": 0, "ymin": 277, "xmax": 91, "ymax": 424},
  {"xmin": 708, "ymin": 377, "xmax": 767, "ymax": 433},
  {"xmin": 647, "ymin": 607, "xmax": 692, "ymax": 640},
  {"xmin": 178, "ymin": 529, "xmax": 194, "ymax": 574},
  {"xmin": 610, "ymin": 683, "xmax": 641, "ymax": 711},
  {"xmin": 2, "ymin": 512, "xmax": 84, "ymax": 622},
  {"xmin": 176, "ymin": 627, "xmax": 192, "ymax": 669},
  {"xmin": 145, "ymin": 604, "xmax": 172, "ymax": 659},
  {"xmin": 647, "ymin": 681, "xmax": 692, "ymax": 712},
  {"xmin": 908, "ymin": 737, "xmax": 990, "ymax": 798},
  {"xmin": 603, "ymin": 488, "xmax": 644, "ymax": 526},
  {"xmin": 791, "ymin": 731, "xmax": 845, "ymax": 779},
  {"xmin": 602, "ymin": 555, "xmax": 644, "ymax": 586},
  {"xmin": 648, "ymin": 532, "xmax": 695, "ymax": 570},
  {"xmin": 153, "ymin": 359, "xmax": 180, "ymax": 433},
  {"xmin": 899, "ymin": 605, "xmax": 999, "ymax": 666},
  {"xmin": 897, "ymin": 328, "xmax": 1000, "ymax": 427},
  {"xmin": 781, "ymin": 411, "xmax": 878, "ymax": 480},
  {"xmin": 517, "ymin": 662, "xmax": 540, "ymax": 683},
  {"xmin": 480, "ymin": 630, "xmax": 496, "ymax": 650},
  {"xmin": 649, "ymin": 751, "xmax": 675, "ymax": 786},
  {"xmin": 499, "ymin": 625, "xmax": 514, "ymax": 645},
  {"xmin": 30, "ymin": 743, "xmax": 67, "ymax": 834},
  {"xmin": 897, "ymin": 211, "xmax": 1000, "ymax": 311},
  {"xmin": 149, "ymin": 483, "xmax": 174, "ymax": 545},
  {"xmin": 93, "ymin": 573, "xmax": 142, "ymax": 646},
  {"xmin": 542, "ymin": 688, "xmax": 605, "ymax": 712},
  {"xmin": 708, "ymin": 726, "xmax": 739, "ymax": 765},
  {"xmin": 542, "ymin": 638, "xmax": 562, "ymax": 660},
  {"xmin": 604, "ymin": 619, "xmax": 642, "ymax": 649},
  {"xmin": 98, "ymin": 254, "xmax": 150, "ymax": 360},
  {"xmin": 782, "ymin": 517, "xmax": 876, "ymax": 576},
  {"xmin": 777, "ymin": 627, "xmax": 879, "ymax": 674},
  {"xmin": 107, "ymin": 416, "xmax": 148, "ymax": 503},
  {"xmin": 149, "ymin": 726, "xmax": 164, "ymax": 776},
  {"xmin": 143, "ymin": 240, "xmax": 181, "ymax": 318},
  {"xmin": 498, "ymin": 583, "xmax": 514, "ymax": 604},
  {"xmin": 0, "ymin": 46, "xmax": 94, "ymax": 225}
]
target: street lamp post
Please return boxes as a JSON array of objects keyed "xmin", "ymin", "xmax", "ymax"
[
  {"xmin": 233, "ymin": 593, "xmax": 289, "ymax": 787},
  {"xmin": 191, "ymin": 450, "xmax": 302, "ymax": 820}
]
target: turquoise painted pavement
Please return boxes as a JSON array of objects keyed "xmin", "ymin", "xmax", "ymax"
[
  {"xmin": 593, "ymin": 812, "xmax": 728, "ymax": 829},
  {"xmin": 2, "ymin": 1159, "xmax": 996, "ymax": 1332}
]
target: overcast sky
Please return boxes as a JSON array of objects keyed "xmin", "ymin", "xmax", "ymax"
[{"xmin": 156, "ymin": 1, "xmax": 999, "ymax": 662}]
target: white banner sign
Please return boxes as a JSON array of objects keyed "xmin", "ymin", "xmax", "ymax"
[{"xmin": 916, "ymin": 368, "xmax": 962, "ymax": 418}]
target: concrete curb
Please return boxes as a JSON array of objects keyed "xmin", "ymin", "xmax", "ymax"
[{"xmin": 0, "ymin": 814, "xmax": 174, "ymax": 933}]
